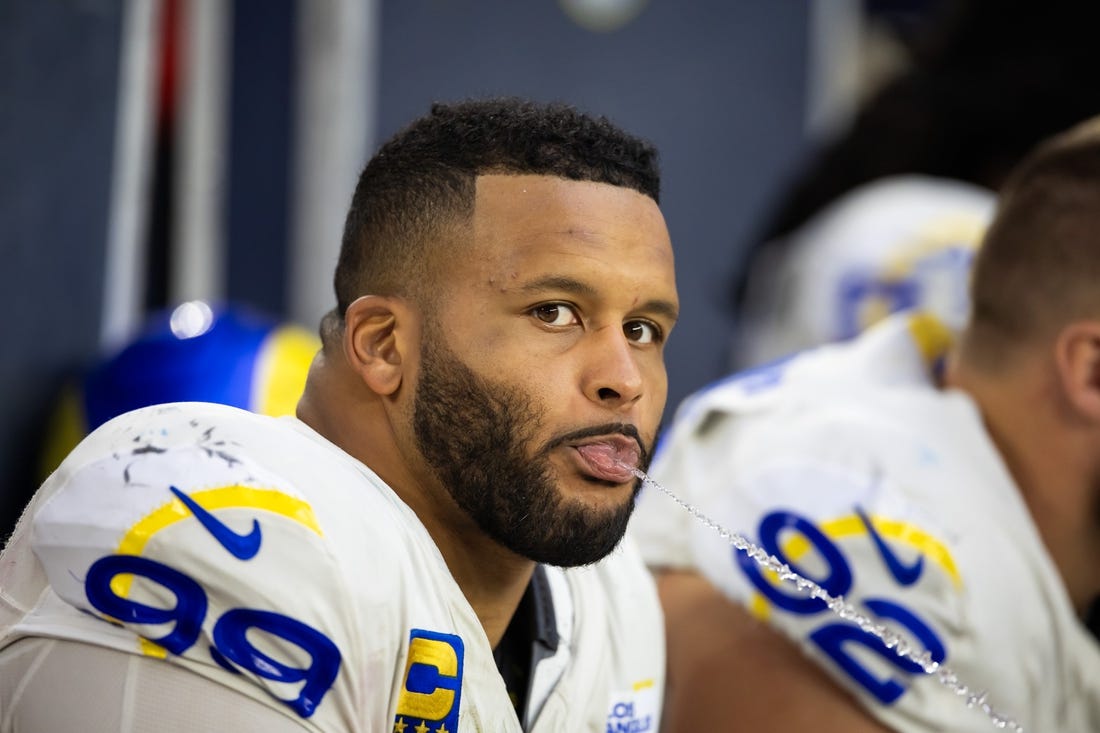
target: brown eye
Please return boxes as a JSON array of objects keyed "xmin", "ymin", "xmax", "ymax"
[
  {"xmin": 624, "ymin": 320, "xmax": 659, "ymax": 344},
  {"xmin": 531, "ymin": 303, "xmax": 579, "ymax": 327}
]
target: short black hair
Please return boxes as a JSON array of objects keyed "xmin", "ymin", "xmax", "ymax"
[{"xmin": 332, "ymin": 97, "xmax": 660, "ymax": 320}]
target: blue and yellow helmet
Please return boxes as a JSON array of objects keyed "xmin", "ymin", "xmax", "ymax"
[{"xmin": 41, "ymin": 301, "xmax": 319, "ymax": 479}]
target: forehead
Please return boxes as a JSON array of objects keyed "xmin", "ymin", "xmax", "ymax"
[{"xmin": 457, "ymin": 173, "xmax": 676, "ymax": 301}]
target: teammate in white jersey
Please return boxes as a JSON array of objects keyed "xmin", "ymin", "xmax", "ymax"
[
  {"xmin": 632, "ymin": 116, "xmax": 1100, "ymax": 731},
  {"xmin": 732, "ymin": 175, "xmax": 994, "ymax": 370},
  {"xmin": 0, "ymin": 98, "xmax": 676, "ymax": 732}
]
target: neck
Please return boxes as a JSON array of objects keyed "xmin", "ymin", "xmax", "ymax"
[
  {"xmin": 297, "ymin": 357, "xmax": 534, "ymax": 647},
  {"xmin": 413, "ymin": 497, "xmax": 536, "ymax": 647},
  {"xmin": 948, "ymin": 351, "xmax": 1100, "ymax": 617}
]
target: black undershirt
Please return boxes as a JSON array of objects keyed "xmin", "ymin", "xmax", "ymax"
[{"xmin": 492, "ymin": 565, "xmax": 559, "ymax": 728}]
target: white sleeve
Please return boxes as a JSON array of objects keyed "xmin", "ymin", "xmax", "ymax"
[
  {"xmin": 9, "ymin": 405, "xmax": 367, "ymax": 731},
  {"xmin": 0, "ymin": 406, "xmax": 121, "ymax": 631},
  {"xmin": 0, "ymin": 638, "xmax": 313, "ymax": 732},
  {"xmin": 0, "ymin": 481, "xmax": 54, "ymax": 631},
  {"xmin": 628, "ymin": 412, "xmax": 704, "ymax": 571},
  {"xmin": 681, "ymin": 447, "xmax": 996, "ymax": 733}
]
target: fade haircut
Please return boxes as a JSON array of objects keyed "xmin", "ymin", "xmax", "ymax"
[
  {"xmin": 327, "ymin": 97, "xmax": 660, "ymax": 336},
  {"xmin": 965, "ymin": 116, "xmax": 1100, "ymax": 367}
]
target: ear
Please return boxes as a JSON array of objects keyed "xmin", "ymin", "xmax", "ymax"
[
  {"xmin": 343, "ymin": 295, "xmax": 416, "ymax": 396},
  {"xmin": 1053, "ymin": 321, "xmax": 1100, "ymax": 423}
]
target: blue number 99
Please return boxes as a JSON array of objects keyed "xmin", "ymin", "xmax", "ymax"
[
  {"xmin": 212, "ymin": 608, "xmax": 342, "ymax": 718},
  {"xmin": 85, "ymin": 554, "xmax": 207, "ymax": 655}
]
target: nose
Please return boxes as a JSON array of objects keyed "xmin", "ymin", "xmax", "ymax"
[{"xmin": 583, "ymin": 325, "xmax": 644, "ymax": 410}]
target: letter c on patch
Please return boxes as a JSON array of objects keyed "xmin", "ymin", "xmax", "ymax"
[{"xmin": 396, "ymin": 630, "xmax": 465, "ymax": 723}]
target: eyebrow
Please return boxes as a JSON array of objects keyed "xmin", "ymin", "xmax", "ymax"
[{"xmin": 520, "ymin": 275, "xmax": 680, "ymax": 322}]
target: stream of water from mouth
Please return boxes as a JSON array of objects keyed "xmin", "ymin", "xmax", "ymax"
[{"xmin": 629, "ymin": 465, "xmax": 1023, "ymax": 731}]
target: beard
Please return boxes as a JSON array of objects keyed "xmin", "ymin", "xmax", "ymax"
[{"xmin": 412, "ymin": 333, "xmax": 648, "ymax": 567}]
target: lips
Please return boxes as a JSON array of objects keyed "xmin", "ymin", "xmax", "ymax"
[{"xmin": 573, "ymin": 436, "xmax": 640, "ymax": 484}]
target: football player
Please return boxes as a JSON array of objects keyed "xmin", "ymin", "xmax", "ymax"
[
  {"xmin": 633, "ymin": 118, "xmax": 1100, "ymax": 731},
  {"xmin": 1, "ymin": 98, "xmax": 675, "ymax": 733}
]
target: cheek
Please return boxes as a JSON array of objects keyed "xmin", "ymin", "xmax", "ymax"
[
  {"xmin": 640, "ymin": 362, "xmax": 670, "ymax": 420},
  {"xmin": 640, "ymin": 353, "xmax": 669, "ymax": 395},
  {"xmin": 470, "ymin": 350, "xmax": 565, "ymax": 422},
  {"xmin": 464, "ymin": 324, "xmax": 576, "ymax": 384},
  {"xmin": 519, "ymin": 370, "xmax": 572, "ymax": 414},
  {"xmin": 649, "ymin": 387, "xmax": 668, "ymax": 418},
  {"xmin": 452, "ymin": 320, "xmax": 549, "ymax": 373}
]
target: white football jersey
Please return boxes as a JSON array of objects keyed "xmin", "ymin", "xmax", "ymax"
[
  {"xmin": 1, "ymin": 402, "xmax": 664, "ymax": 732},
  {"xmin": 735, "ymin": 175, "xmax": 995, "ymax": 369},
  {"xmin": 632, "ymin": 312, "xmax": 1100, "ymax": 732}
]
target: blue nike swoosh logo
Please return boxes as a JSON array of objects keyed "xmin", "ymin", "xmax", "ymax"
[
  {"xmin": 170, "ymin": 486, "xmax": 262, "ymax": 560},
  {"xmin": 855, "ymin": 506, "xmax": 923, "ymax": 586}
]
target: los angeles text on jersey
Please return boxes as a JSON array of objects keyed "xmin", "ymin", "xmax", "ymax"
[{"xmin": 605, "ymin": 679, "xmax": 658, "ymax": 733}]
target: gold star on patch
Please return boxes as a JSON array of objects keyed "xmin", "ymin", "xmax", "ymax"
[
  {"xmin": 414, "ymin": 721, "xmax": 430, "ymax": 733},
  {"xmin": 393, "ymin": 718, "xmax": 408, "ymax": 733}
]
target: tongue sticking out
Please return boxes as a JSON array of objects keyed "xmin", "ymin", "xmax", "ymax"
[{"xmin": 575, "ymin": 441, "xmax": 639, "ymax": 484}]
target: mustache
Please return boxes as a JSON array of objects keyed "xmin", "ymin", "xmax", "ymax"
[{"xmin": 543, "ymin": 422, "xmax": 649, "ymax": 465}]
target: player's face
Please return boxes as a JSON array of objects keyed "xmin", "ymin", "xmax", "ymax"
[{"xmin": 412, "ymin": 174, "xmax": 678, "ymax": 566}]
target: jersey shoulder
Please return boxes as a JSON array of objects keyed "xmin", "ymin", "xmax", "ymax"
[
  {"xmin": 659, "ymin": 385, "xmax": 1059, "ymax": 731},
  {"xmin": 669, "ymin": 311, "xmax": 949, "ymax": 451},
  {"xmin": 20, "ymin": 401, "xmax": 432, "ymax": 727},
  {"xmin": 33, "ymin": 400, "xmax": 424, "ymax": 612}
]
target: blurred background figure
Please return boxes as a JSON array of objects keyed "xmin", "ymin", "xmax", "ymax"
[
  {"xmin": 633, "ymin": 112, "xmax": 1100, "ymax": 733},
  {"xmin": 730, "ymin": 0, "xmax": 1100, "ymax": 368},
  {"xmin": 38, "ymin": 300, "xmax": 319, "ymax": 483},
  {"xmin": 732, "ymin": 175, "xmax": 994, "ymax": 369}
]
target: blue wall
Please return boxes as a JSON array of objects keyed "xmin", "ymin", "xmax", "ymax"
[{"xmin": 0, "ymin": 0, "xmax": 123, "ymax": 528}]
